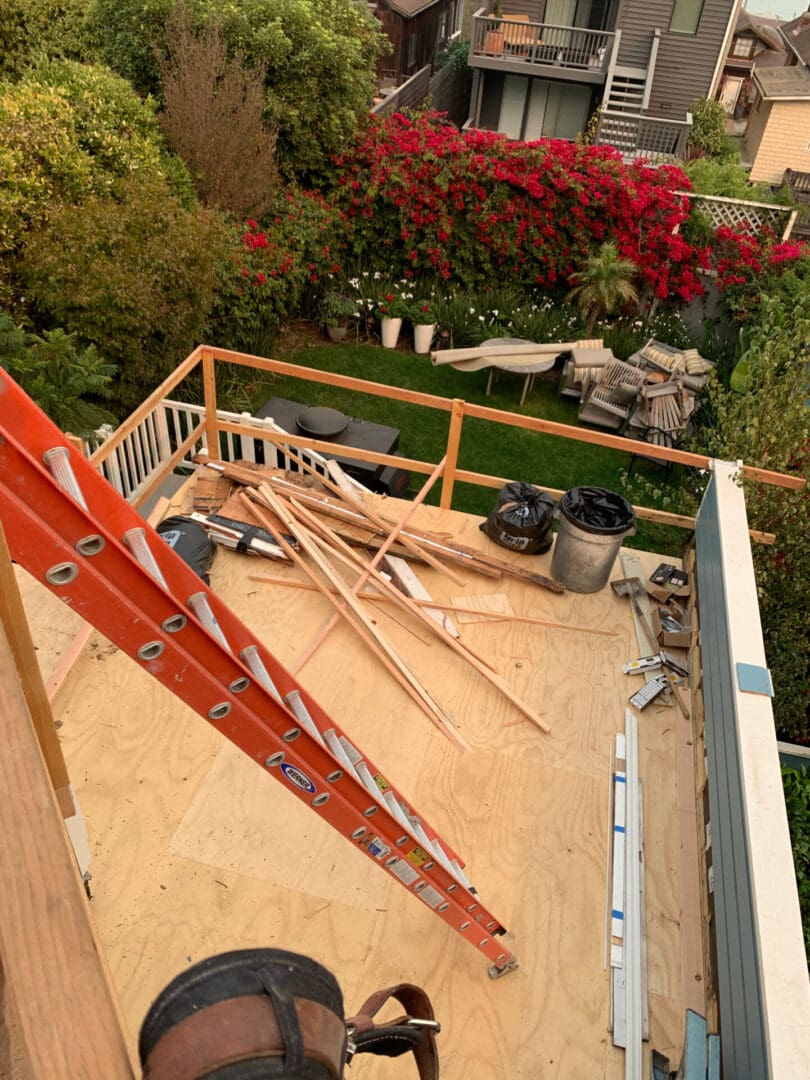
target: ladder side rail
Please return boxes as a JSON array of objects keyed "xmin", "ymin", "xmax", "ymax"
[
  {"xmin": 0, "ymin": 374, "xmax": 498, "ymax": 958},
  {"xmin": 0, "ymin": 456, "xmax": 507, "ymax": 965},
  {"xmin": 1, "ymin": 377, "xmax": 467, "ymax": 866}
]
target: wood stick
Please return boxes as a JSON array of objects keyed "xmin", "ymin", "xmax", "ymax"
[
  {"xmin": 248, "ymin": 572, "xmax": 615, "ymax": 637},
  {"xmin": 271, "ymin": 493, "xmax": 550, "ymax": 733},
  {"xmin": 283, "ymin": 457, "xmax": 449, "ymax": 670},
  {"xmin": 382, "ymin": 554, "xmax": 459, "ymax": 638},
  {"xmin": 289, "ymin": 451, "xmax": 465, "ymax": 587},
  {"xmin": 241, "ymin": 493, "xmax": 469, "ymax": 750}
]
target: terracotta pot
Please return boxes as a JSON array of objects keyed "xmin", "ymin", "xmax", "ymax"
[
  {"xmin": 326, "ymin": 324, "xmax": 348, "ymax": 343},
  {"xmin": 413, "ymin": 322, "xmax": 436, "ymax": 354},
  {"xmin": 484, "ymin": 29, "xmax": 505, "ymax": 56},
  {"xmin": 381, "ymin": 316, "xmax": 402, "ymax": 348}
]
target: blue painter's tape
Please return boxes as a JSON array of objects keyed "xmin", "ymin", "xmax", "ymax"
[
  {"xmin": 614, "ymin": 824, "xmax": 625, "ymax": 833},
  {"xmin": 611, "ymin": 909, "xmax": 624, "ymax": 921},
  {"xmin": 736, "ymin": 662, "xmax": 773, "ymax": 697},
  {"xmin": 616, "ymin": 774, "xmax": 626, "ymax": 784}
]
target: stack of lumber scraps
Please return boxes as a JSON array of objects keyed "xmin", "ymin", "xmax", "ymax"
[{"xmin": 186, "ymin": 456, "xmax": 610, "ymax": 747}]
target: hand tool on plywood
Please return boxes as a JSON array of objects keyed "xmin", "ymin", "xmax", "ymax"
[
  {"xmin": 611, "ymin": 576, "xmax": 658, "ymax": 654},
  {"xmin": 0, "ymin": 368, "xmax": 518, "ymax": 979}
]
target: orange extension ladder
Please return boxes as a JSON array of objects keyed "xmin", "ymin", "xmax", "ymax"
[{"xmin": 0, "ymin": 369, "xmax": 518, "ymax": 978}]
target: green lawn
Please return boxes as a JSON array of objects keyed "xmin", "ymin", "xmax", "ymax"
[{"xmin": 230, "ymin": 336, "xmax": 688, "ymax": 556}]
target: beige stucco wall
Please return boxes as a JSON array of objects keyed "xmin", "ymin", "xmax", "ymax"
[{"xmin": 748, "ymin": 98, "xmax": 810, "ymax": 184}]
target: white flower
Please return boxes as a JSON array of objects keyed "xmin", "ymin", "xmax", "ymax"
[
  {"xmin": 479, "ymin": 315, "xmax": 485, "ymax": 321},
  {"xmin": 373, "ymin": 271, "xmax": 381, "ymax": 280},
  {"xmin": 492, "ymin": 309, "xmax": 499, "ymax": 317},
  {"xmin": 469, "ymin": 307, "xmax": 476, "ymax": 314}
]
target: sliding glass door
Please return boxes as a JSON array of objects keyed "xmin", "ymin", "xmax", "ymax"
[{"xmin": 492, "ymin": 74, "xmax": 593, "ymax": 141}]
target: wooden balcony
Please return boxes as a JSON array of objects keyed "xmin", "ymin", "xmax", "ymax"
[
  {"xmin": 595, "ymin": 108, "xmax": 692, "ymax": 163},
  {"xmin": 470, "ymin": 10, "xmax": 616, "ymax": 84}
]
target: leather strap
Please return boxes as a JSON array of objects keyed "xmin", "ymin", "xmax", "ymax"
[
  {"xmin": 346, "ymin": 983, "xmax": 439, "ymax": 1080},
  {"xmin": 142, "ymin": 993, "xmax": 346, "ymax": 1079}
]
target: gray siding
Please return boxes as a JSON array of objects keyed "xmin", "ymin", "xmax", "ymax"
[
  {"xmin": 616, "ymin": 0, "xmax": 735, "ymax": 115},
  {"xmin": 694, "ymin": 472, "xmax": 769, "ymax": 1080}
]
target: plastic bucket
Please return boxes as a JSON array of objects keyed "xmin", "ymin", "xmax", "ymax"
[{"xmin": 550, "ymin": 487, "xmax": 636, "ymax": 593}]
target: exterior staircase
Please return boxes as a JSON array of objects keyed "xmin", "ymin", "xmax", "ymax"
[{"xmin": 604, "ymin": 66, "xmax": 648, "ymax": 112}]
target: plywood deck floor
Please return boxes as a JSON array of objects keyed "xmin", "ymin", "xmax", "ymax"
[{"xmin": 28, "ymin": 489, "xmax": 705, "ymax": 1077}]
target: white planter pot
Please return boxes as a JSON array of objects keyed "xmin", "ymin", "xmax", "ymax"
[
  {"xmin": 380, "ymin": 316, "xmax": 402, "ymax": 349},
  {"xmin": 413, "ymin": 322, "xmax": 436, "ymax": 354},
  {"xmin": 326, "ymin": 324, "xmax": 348, "ymax": 342}
]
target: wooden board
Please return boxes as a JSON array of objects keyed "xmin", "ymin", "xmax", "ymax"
[{"xmin": 37, "ymin": 487, "xmax": 704, "ymax": 1077}]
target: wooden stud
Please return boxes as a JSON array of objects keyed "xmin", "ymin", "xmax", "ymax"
[
  {"xmin": 440, "ymin": 398, "xmax": 465, "ymax": 510},
  {"xmin": 200, "ymin": 346, "xmax": 220, "ymax": 463},
  {"xmin": 0, "ymin": 521, "xmax": 73, "ymax": 818}
]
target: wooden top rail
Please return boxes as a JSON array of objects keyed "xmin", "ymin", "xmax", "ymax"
[{"xmin": 205, "ymin": 347, "xmax": 802, "ymax": 492}]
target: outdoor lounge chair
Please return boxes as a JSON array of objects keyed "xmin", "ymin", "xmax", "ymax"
[{"xmin": 577, "ymin": 358, "xmax": 646, "ymax": 430}]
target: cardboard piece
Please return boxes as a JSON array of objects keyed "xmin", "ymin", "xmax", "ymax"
[{"xmin": 651, "ymin": 607, "xmax": 692, "ymax": 649}]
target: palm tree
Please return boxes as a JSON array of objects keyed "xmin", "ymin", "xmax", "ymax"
[{"xmin": 567, "ymin": 242, "xmax": 639, "ymax": 336}]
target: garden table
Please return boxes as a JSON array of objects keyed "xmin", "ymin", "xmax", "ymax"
[{"xmin": 482, "ymin": 338, "xmax": 559, "ymax": 406}]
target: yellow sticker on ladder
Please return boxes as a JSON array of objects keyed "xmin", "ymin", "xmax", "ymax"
[
  {"xmin": 373, "ymin": 773, "xmax": 391, "ymax": 793},
  {"xmin": 407, "ymin": 846, "xmax": 430, "ymax": 867}
]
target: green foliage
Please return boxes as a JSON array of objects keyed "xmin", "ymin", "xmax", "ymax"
[
  {"xmin": 0, "ymin": 309, "xmax": 117, "ymax": 434},
  {"xmin": 683, "ymin": 155, "xmax": 795, "ymax": 206},
  {"xmin": 0, "ymin": 0, "xmax": 99, "ymax": 79},
  {"xmin": 687, "ymin": 98, "xmax": 737, "ymax": 161},
  {"xmin": 209, "ymin": 190, "xmax": 344, "ymax": 353},
  {"xmin": 92, "ymin": 0, "xmax": 388, "ymax": 180},
  {"xmin": 782, "ymin": 766, "xmax": 810, "ymax": 959},
  {"xmin": 19, "ymin": 174, "xmax": 227, "ymax": 411},
  {"xmin": 694, "ymin": 295, "xmax": 810, "ymax": 740},
  {"xmin": 567, "ymin": 242, "xmax": 639, "ymax": 335},
  {"xmin": 0, "ymin": 60, "xmax": 191, "ymax": 304},
  {"xmin": 438, "ymin": 38, "xmax": 470, "ymax": 73}
]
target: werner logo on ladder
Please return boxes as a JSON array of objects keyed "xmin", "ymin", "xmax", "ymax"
[{"xmin": 0, "ymin": 369, "xmax": 518, "ymax": 979}]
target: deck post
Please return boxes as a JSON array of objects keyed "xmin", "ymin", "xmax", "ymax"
[
  {"xmin": 440, "ymin": 398, "xmax": 466, "ymax": 510},
  {"xmin": 201, "ymin": 346, "xmax": 220, "ymax": 461}
]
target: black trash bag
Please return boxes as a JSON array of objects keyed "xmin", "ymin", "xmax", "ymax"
[
  {"xmin": 559, "ymin": 487, "xmax": 635, "ymax": 535},
  {"xmin": 156, "ymin": 515, "xmax": 216, "ymax": 583},
  {"xmin": 479, "ymin": 482, "xmax": 554, "ymax": 554}
]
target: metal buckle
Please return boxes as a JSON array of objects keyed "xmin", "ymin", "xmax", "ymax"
[
  {"xmin": 405, "ymin": 1018, "xmax": 442, "ymax": 1034},
  {"xmin": 344, "ymin": 1024, "xmax": 357, "ymax": 1063}
]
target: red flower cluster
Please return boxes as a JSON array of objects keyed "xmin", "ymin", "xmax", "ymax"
[
  {"xmin": 715, "ymin": 225, "xmax": 808, "ymax": 320},
  {"xmin": 333, "ymin": 112, "xmax": 710, "ymax": 302}
]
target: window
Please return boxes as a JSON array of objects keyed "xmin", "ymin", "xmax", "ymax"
[
  {"xmin": 731, "ymin": 35, "xmax": 755, "ymax": 59},
  {"xmin": 669, "ymin": 0, "xmax": 704, "ymax": 35},
  {"xmin": 406, "ymin": 32, "xmax": 417, "ymax": 71}
]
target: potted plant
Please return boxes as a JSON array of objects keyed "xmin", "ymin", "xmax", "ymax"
[
  {"xmin": 374, "ymin": 290, "xmax": 410, "ymax": 348},
  {"xmin": 321, "ymin": 291, "xmax": 358, "ymax": 342},
  {"xmin": 484, "ymin": 0, "xmax": 505, "ymax": 56},
  {"xmin": 410, "ymin": 298, "xmax": 437, "ymax": 354}
]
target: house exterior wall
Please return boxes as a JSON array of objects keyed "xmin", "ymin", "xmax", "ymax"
[
  {"xmin": 748, "ymin": 99, "xmax": 810, "ymax": 183},
  {"xmin": 615, "ymin": 0, "xmax": 737, "ymax": 116},
  {"xmin": 376, "ymin": 1, "xmax": 458, "ymax": 83}
]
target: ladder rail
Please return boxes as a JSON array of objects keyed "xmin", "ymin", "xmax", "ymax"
[{"xmin": 0, "ymin": 370, "xmax": 515, "ymax": 973}]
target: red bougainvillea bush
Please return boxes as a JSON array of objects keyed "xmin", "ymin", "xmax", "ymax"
[
  {"xmin": 332, "ymin": 112, "xmax": 709, "ymax": 302},
  {"xmin": 714, "ymin": 225, "xmax": 809, "ymax": 321}
]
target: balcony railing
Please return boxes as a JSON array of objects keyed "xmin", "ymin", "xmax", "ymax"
[
  {"xmin": 595, "ymin": 109, "xmax": 692, "ymax": 162},
  {"xmin": 470, "ymin": 12, "xmax": 615, "ymax": 77}
]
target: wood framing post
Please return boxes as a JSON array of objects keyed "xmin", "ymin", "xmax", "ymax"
[
  {"xmin": 201, "ymin": 346, "xmax": 220, "ymax": 461},
  {"xmin": 440, "ymin": 398, "xmax": 465, "ymax": 510},
  {"xmin": 0, "ymin": 599, "xmax": 136, "ymax": 1078},
  {"xmin": 0, "ymin": 520, "xmax": 73, "ymax": 819}
]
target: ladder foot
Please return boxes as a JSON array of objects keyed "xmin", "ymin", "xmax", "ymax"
[{"xmin": 488, "ymin": 953, "xmax": 519, "ymax": 980}]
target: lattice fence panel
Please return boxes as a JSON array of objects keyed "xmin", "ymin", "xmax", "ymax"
[{"xmin": 679, "ymin": 193, "xmax": 794, "ymax": 239}]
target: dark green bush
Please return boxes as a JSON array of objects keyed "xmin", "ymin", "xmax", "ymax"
[
  {"xmin": 782, "ymin": 766, "xmax": 810, "ymax": 960},
  {"xmin": 19, "ymin": 174, "xmax": 227, "ymax": 411},
  {"xmin": 0, "ymin": 0, "xmax": 99, "ymax": 78},
  {"xmin": 0, "ymin": 310, "xmax": 117, "ymax": 435}
]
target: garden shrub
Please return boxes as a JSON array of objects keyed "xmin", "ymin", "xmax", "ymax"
[
  {"xmin": 0, "ymin": 0, "xmax": 99, "ymax": 79},
  {"xmin": 332, "ymin": 112, "xmax": 708, "ymax": 304},
  {"xmin": 683, "ymin": 155, "xmax": 794, "ymax": 206},
  {"xmin": 686, "ymin": 98, "xmax": 737, "ymax": 162},
  {"xmin": 694, "ymin": 294, "xmax": 809, "ymax": 742},
  {"xmin": 782, "ymin": 766, "xmax": 810, "ymax": 959},
  {"xmin": 0, "ymin": 60, "xmax": 191, "ymax": 305},
  {"xmin": 92, "ymin": 0, "xmax": 388, "ymax": 180},
  {"xmin": 0, "ymin": 310, "xmax": 117, "ymax": 435},
  {"xmin": 19, "ymin": 174, "xmax": 227, "ymax": 411},
  {"xmin": 209, "ymin": 190, "xmax": 345, "ymax": 353},
  {"xmin": 715, "ymin": 227, "xmax": 809, "ymax": 322}
]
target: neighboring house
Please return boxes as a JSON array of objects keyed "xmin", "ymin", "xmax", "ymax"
[
  {"xmin": 372, "ymin": 0, "xmax": 464, "ymax": 87},
  {"xmin": 466, "ymin": 0, "xmax": 743, "ymax": 158},
  {"xmin": 715, "ymin": 9, "xmax": 787, "ymax": 118},
  {"xmin": 744, "ymin": 7, "xmax": 810, "ymax": 184}
]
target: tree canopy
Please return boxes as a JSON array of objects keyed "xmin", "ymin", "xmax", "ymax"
[{"xmin": 92, "ymin": 0, "xmax": 388, "ymax": 179}]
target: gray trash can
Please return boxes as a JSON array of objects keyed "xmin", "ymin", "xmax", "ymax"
[{"xmin": 550, "ymin": 487, "xmax": 636, "ymax": 593}]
